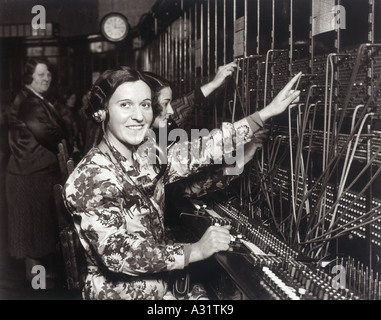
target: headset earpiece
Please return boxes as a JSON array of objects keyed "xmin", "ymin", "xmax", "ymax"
[{"xmin": 93, "ymin": 109, "xmax": 107, "ymax": 123}]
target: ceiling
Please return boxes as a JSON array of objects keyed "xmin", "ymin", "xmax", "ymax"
[{"xmin": 0, "ymin": 0, "xmax": 158, "ymax": 37}]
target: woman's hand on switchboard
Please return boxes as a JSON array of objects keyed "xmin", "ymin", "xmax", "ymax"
[
  {"xmin": 258, "ymin": 72, "xmax": 302, "ymax": 122},
  {"xmin": 189, "ymin": 225, "xmax": 232, "ymax": 263}
]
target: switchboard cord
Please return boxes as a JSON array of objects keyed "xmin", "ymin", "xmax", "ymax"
[
  {"xmin": 298, "ymin": 68, "xmax": 381, "ymax": 252},
  {"xmin": 223, "ymin": 43, "xmax": 381, "ymax": 259},
  {"xmin": 305, "ymin": 149, "xmax": 381, "ymax": 243}
]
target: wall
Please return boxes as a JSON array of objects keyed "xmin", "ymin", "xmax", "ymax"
[
  {"xmin": 0, "ymin": 0, "xmax": 158, "ymax": 37},
  {"xmin": 98, "ymin": 0, "xmax": 157, "ymax": 29},
  {"xmin": 0, "ymin": 0, "xmax": 99, "ymax": 37}
]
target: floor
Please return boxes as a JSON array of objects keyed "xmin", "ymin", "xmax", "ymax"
[
  {"xmin": 0, "ymin": 245, "xmax": 81, "ymax": 300},
  {"xmin": 0, "ymin": 170, "xmax": 81, "ymax": 300}
]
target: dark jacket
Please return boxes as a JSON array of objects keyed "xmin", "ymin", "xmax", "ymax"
[{"xmin": 7, "ymin": 86, "xmax": 67, "ymax": 175}]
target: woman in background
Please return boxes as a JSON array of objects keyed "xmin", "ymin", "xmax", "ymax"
[
  {"xmin": 6, "ymin": 58, "xmax": 68, "ymax": 288},
  {"xmin": 144, "ymin": 62, "xmax": 238, "ymax": 133}
]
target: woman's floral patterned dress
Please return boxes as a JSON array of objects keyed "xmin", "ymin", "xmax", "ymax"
[{"xmin": 63, "ymin": 114, "xmax": 263, "ymax": 300}]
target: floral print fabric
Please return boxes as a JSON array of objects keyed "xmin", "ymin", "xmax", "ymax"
[{"xmin": 63, "ymin": 116, "xmax": 261, "ymax": 300}]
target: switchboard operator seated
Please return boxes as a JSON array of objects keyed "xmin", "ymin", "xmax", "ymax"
[
  {"xmin": 143, "ymin": 62, "xmax": 271, "ymax": 202},
  {"xmin": 143, "ymin": 62, "xmax": 249, "ymax": 208},
  {"xmin": 144, "ymin": 61, "xmax": 239, "ymax": 134},
  {"xmin": 63, "ymin": 66, "xmax": 301, "ymax": 300}
]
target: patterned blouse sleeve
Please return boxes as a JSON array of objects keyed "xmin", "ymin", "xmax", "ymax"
[
  {"xmin": 172, "ymin": 166, "xmax": 238, "ymax": 199},
  {"xmin": 64, "ymin": 160, "xmax": 189, "ymax": 277},
  {"xmin": 163, "ymin": 111, "xmax": 264, "ymax": 185}
]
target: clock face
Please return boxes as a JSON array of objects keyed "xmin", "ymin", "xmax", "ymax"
[{"xmin": 101, "ymin": 13, "xmax": 129, "ymax": 42}]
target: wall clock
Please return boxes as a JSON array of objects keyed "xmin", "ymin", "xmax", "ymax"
[{"xmin": 100, "ymin": 12, "xmax": 129, "ymax": 42}]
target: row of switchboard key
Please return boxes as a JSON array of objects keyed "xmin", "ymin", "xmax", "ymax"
[
  {"xmin": 209, "ymin": 202, "xmax": 368, "ymax": 300},
  {"xmin": 192, "ymin": 201, "xmax": 380, "ymax": 300}
]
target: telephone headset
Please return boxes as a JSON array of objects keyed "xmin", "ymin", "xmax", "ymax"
[{"xmin": 93, "ymin": 109, "xmax": 107, "ymax": 123}]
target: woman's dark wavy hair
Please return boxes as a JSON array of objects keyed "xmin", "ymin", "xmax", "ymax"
[
  {"xmin": 142, "ymin": 72, "xmax": 173, "ymax": 119},
  {"xmin": 23, "ymin": 57, "xmax": 51, "ymax": 85},
  {"xmin": 87, "ymin": 66, "xmax": 153, "ymax": 123}
]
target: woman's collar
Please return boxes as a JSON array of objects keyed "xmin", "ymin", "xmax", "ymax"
[{"xmin": 25, "ymin": 85, "xmax": 44, "ymax": 100}]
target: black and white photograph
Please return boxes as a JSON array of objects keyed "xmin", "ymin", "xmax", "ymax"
[{"xmin": 0, "ymin": 0, "xmax": 380, "ymax": 305}]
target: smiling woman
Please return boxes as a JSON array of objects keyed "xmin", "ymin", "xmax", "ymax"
[
  {"xmin": 63, "ymin": 66, "xmax": 300, "ymax": 300},
  {"xmin": 106, "ymin": 80, "xmax": 153, "ymax": 153}
]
